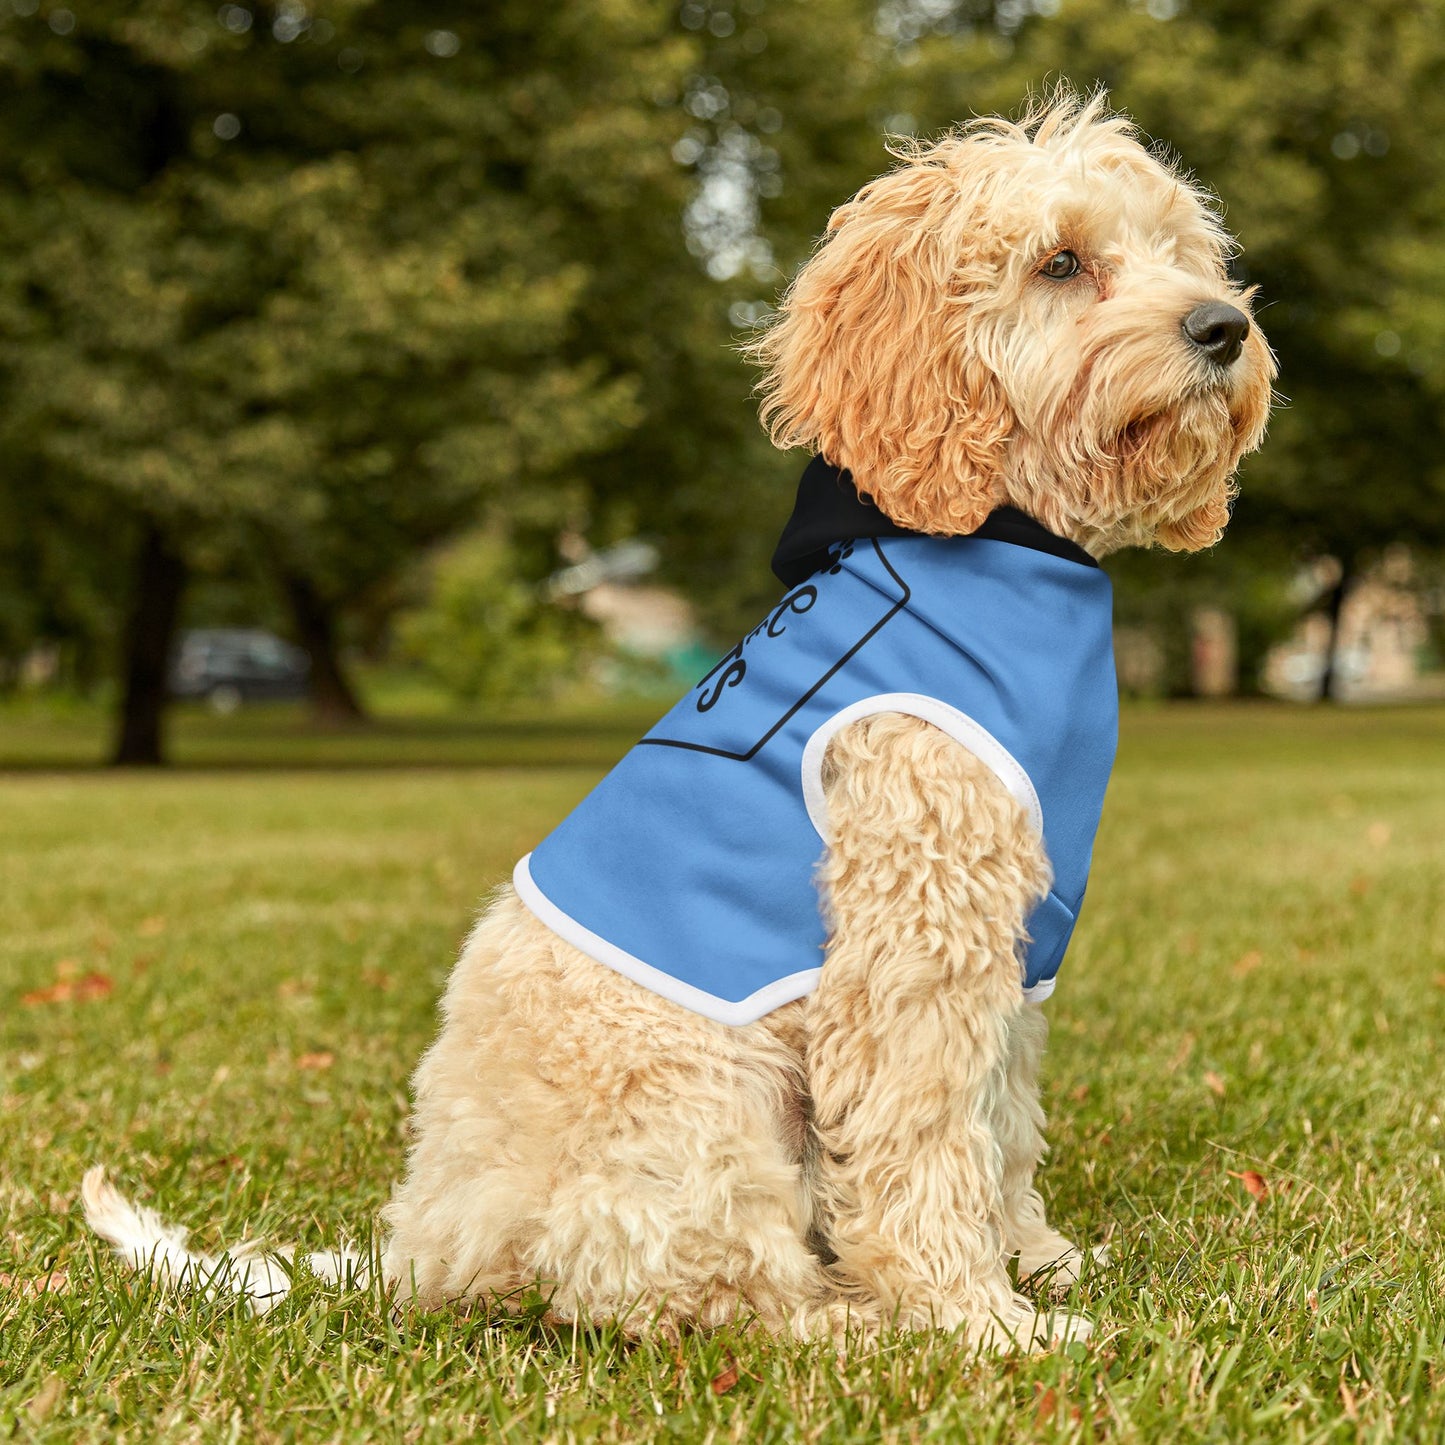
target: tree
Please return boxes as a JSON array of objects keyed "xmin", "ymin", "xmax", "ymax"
[
  {"xmin": 16, "ymin": 0, "xmax": 1438, "ymax": 733},
  {"xmin": 508, "ymin": 0, "xmax": 893, "ymax": 639},
  {"xmin": 0, "ymin": 1, "xmax": 698, "ymax": 759}
]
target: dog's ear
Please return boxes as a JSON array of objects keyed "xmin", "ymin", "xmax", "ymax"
[{"xmin": 749, "ymin": 154, "xmax": 1012, "ymax": 535}]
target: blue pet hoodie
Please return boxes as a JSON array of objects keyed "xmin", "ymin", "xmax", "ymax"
[{"xmin": 514, "ymin": 458, "xmax": 1118, "ymax": 1025}]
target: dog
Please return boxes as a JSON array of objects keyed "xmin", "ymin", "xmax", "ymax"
[{"xmin": 85, "ymin": 90, "xmax": 1274, "ymax": 1351}]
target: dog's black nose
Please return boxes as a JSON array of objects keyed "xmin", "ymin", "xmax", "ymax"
[{"xmin": 1182, "ymin": 302, "xmax": 1250, "ymax": 367}]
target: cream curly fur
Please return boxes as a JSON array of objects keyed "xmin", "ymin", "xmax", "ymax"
[{"xmin": 84, "ymin": 89, "xmax": 1273, "ymax": 1352}]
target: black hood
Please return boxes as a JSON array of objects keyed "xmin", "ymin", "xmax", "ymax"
[{"xmin": 771, "ymin": 456, "xmax": 1098, "ymax": 586}]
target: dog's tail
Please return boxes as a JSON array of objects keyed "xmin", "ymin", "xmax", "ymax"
[{"xmin": 81, "ymin": 1165, "xmax": 368, "ymax": 1315}]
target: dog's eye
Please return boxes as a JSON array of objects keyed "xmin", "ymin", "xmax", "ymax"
[{"xmin": 1040, "ymin": 250, "xmax": 1081, "ymax": 280}]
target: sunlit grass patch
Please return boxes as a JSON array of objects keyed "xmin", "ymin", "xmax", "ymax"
[{"xmin": 2, "ymin": 703, "xmax": 1443, "ymax": 1441}]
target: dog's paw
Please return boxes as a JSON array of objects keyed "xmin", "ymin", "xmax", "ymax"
[
  {"xmin": 1018, "ymin": 1240, "xmax": 1110, "ymax": 1293},
  {"xmin": 972, "ymin": 1295, "xmax": 1093, "ymax": 1353}
]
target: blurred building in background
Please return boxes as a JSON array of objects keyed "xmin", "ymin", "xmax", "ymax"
[{"xmin": 1262, "ymin": 550, "xmax": 1441, "ymax": 702}]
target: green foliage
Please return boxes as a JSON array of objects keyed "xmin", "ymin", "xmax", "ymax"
[
  {"xmin": 395, "ymin": 533, "xmax": 601, "ymax": 705},
  {"xmin": 2, "ymin": 703, "xmax": 1444, "ymax": 1439},
  {"xmin": 0, "ymin": 460, "xmax": 131, "ymax": 688},
  {"xmin": 4, "ymin": 0, "xmax": 1445, "ymax": 706},
  {"xmin": 0, "ymin": 0, "xmax": 893, "ymax": 688},
  {"xmin": 0, "ymin": 1, "xmax": 679, "ymax": 615},
  {"xmin": 574, "ymin": 0, "xmax": 889, "ymax": 637}
]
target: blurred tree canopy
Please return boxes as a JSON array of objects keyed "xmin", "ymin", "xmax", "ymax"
[
  {"xmin": 394, "ymin": 530, "xmax": 604, "ymax": 707},
  {"xmin": 0, "ymin": 2, "xmax": 709, "ymax": 756},
  {"xmin": 2, "ymin": 0, "xmax": 1443, "ymax": 757}
]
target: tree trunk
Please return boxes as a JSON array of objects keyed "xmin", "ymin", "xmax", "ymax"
[
  {"xmin": 112, "ymin": 524, "xmax": 187, "ymax": 766},
  {"xmin": 281, "ymin": 571, "xmax": 366, "ymax": 725},
  {"xmin": 1317, "ymin": 556, "xmax": 1355, "ymax": 703}
]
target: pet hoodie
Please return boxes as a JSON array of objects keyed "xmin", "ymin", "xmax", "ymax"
[{"xmin": 514, "ymin": 457, "xmax": 1119, "ymax": 1026}]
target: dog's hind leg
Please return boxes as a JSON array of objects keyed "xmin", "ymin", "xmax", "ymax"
[
  {"xmin": 513, "ymin": 985, "xmax": 837, "ymax": 1339},
  {"xmin": 805, "ymin": 713, "xmax": 1090, "ymax": 1350},
  {"xmin": 383, "ymin": 892, "xmax": 833, "ymax": 1337}
]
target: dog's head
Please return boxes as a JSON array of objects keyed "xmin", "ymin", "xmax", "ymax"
[{"xmin": 751, "ymin": 90, "xmax": 1275, "ymax": 555}]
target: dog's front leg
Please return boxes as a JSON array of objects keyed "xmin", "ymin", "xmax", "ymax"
[
  {"xmin": 806, "ymin": 712, "xmax": 1088, "ymax": 1350},
  {"xmin": 994, "ymin": 1004, "xmax": 1101, "ymax": 1290}
]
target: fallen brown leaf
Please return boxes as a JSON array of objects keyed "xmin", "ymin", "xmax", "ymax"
[
  {"xmin": 21, "ymin": 972, "xmax": 113, "ymax": 1007},
  {"xmin": 1204, "ymin": 1070, "xmax": 1227, "ymax": 1098},
  {"xmin": 1349, "ymin": 875, "xmax": 1372, "ymax": 898},
  {"xmin": 21, "ymin": 983, "xmax": 68, "ymax": 1006},
  {"xmin": 711, "ymin": 1358, "xmax": 740, "ymax": 1396},
  {"xmin": 138, "ymin": 915, "xmax": 167, "ymax": 937},
  {"xmin": 1228, "ymin": 1169, "xmax": 1268, "ymax": 1201},
  {"xmin": 1232, "ymin": 950, "xmax": 1263, "ymax": 977},
  {"xmin": 295, "ymin": 1051, "xmax": 334, "ymax": 1071},
  {"xmin": 0, "ymin": 1268, "xmax": 70, "ymax": 1299},
  {"xmin": 1034, "ymin": 1385, "xmax": 1058, "ymax": 1425},
  {"xmin": 1070, "ymin": 1083, "xmax": 1090, "ymax": 1103},
  {"xmin": 1433, "ymin": 973, "xmax": 1445, "ymax": 990}
]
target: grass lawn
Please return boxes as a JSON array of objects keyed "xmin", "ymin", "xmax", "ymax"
[{"xmin": 2, "ymin": 700, "xmax": 1443, "ymax": 1442}]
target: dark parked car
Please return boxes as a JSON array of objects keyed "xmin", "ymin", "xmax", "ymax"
[{"xmin": 169, "ymin": 629, "xmax": 310, "ymax": 712}]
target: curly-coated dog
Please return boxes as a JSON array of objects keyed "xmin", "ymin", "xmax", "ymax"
[{"xmin": 85, "ymin": 91, "xmax": 1274, "ymax": 1351}]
